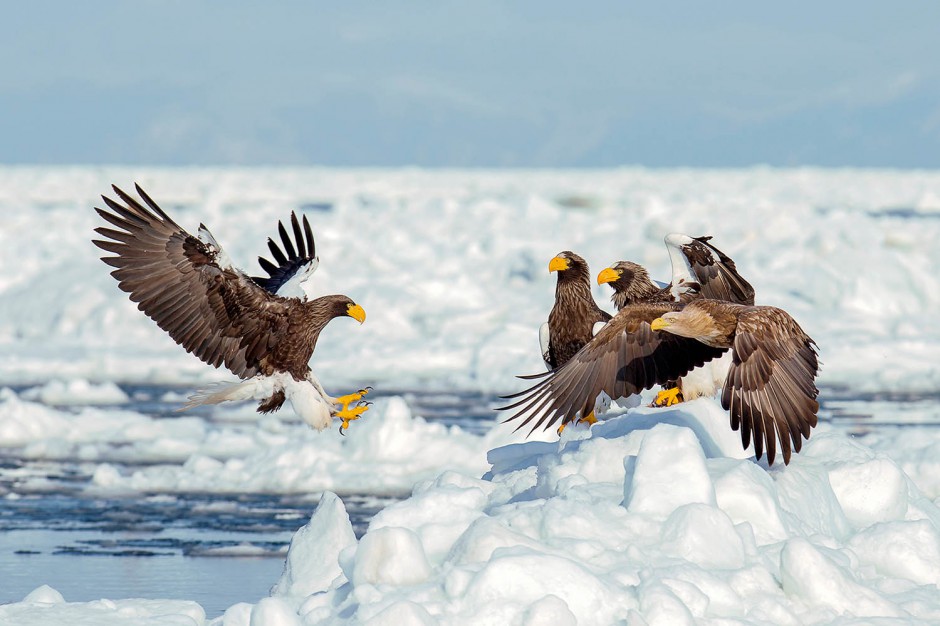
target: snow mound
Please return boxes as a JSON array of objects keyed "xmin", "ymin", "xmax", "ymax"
[
  {"xmin": 220, "ymin": 399, "xmax": 940, "ymax": 625},
  {"xmin": 0, "ymin": 586, "xmax": 205, "ymax": 626},
  {"xmin": 20, "ymin": 379, "xmax": 129, "ymax": 405}
]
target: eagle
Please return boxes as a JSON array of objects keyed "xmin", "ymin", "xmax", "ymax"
[
  {"xmin": 93, "ymin": 184, "xmax": 370, "ymax": 432},
  {"xmin": 598, "ymin": 234, "xmax": 754, "ymax": 309},
  {"xmin": 538, "ymin": 251, "xmax": 613, "ymax": 431},
  {"xmin": 597, "ymin": 234, "xmax": 755, "ymax": 407},
  {"xmin": 501, "ymin": 299, "xmax": 819, "ymax": 465}
]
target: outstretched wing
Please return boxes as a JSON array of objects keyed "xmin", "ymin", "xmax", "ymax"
[
  {"xmin": 93, "ymin": 184, "xmax": 296, "ymax": 379},
  {"xmin": 665, "ymin": 234, "xmax": 755, "ymax": 304},
  {"xmin": 252, "ymin": 212, "xmax": 318, "ymax": 299},
  {"xmin": 500, "ymin": 303, "xmax": 727, "ymax": 434},
  {"xmin": 721, "ymin": 307, "xmax": 819, "ymax": 465}
]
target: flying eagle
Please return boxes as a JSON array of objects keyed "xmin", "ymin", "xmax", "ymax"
[
  {"xmin": 93, "ymin": 184, "xmax": 369, "ymax": 432},
  {"xmin": 597, "ymin": 234, "xmax": 755, "ymax": 407},
  {"xmin": 501, "ymin": 299, "xmax": 819, "ymax": 465},
  {"xmin": 538, "ymin": 252, "xmax": 613, "ymax": 430}
]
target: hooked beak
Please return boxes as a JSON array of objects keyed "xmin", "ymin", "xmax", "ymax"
[
  {"xmin": 597, "ymin": 267, "xmax": 621, "ymax": 285},
  {"xmin": 649, "ymin": 317, "xmax": 669, "ymax": 331},
  {"xmin": 549, "ymin": 256, "xmax": 569, "ymax": 273},
  {"xmin": 347, "ymin": 303, "xmax": 366, "ymax": 324}
]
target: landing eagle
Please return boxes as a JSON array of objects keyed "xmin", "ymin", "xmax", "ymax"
[{"xmin": 93, "ymin": 184, "xmax": 369, "ymax": 432}]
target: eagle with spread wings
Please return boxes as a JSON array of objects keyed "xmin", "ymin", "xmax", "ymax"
[{"xmin": 93, "ymin": 184, "xmax": 370, "ymax": 432}]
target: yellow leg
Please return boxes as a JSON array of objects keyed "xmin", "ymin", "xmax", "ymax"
[
  {"xmin": 337, "ymin": 404, "xmax": 370, "ymax": 434},
  {"xmin": 556, "ymin": 411, "xmax": 597, "ymax": 436},
  {"xmin": 334, "ymin": 387, "xmax": 373, "ymax": 434},
  {"xmin": 650, "ymin": 387, "xmax": 683, "ymax": 407}
]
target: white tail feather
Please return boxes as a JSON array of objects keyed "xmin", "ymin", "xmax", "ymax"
[
  {"xmin": 178, "ymin": 374, "xmax": 336, "ymax": 431},
  {"xmin": 179, "ymin": 379, "xmax": 264, "ymax": 410}
]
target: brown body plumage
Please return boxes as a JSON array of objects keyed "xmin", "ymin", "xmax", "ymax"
[
  {"xmin": 503, "ymin": 299, "xmax": 819, "ymax": 465},
  {"xmin": 92, "ymin": 184, "xmax": 366, "ymax": 427},
  {"xmin": 601, "ymin": 261, "xmax": 683, "ymax": 310},
  {"xmin": 544, "ymin": 251, "xmax": 612, "ymax": 368}
]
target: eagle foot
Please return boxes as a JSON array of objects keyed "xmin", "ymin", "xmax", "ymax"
[
  {"xmin": 650, "ymin": 387, "xmax": 683, "ymax": 407},
  {"xmin": 335, "ymin": 387, "xmax": 372, "ymax": 412},
  {"xmin": 556, "ymin": 411, "xmax": 597, "ymax": 436},
  {"xmin": 337, "ymin": 403, "xmax": 371, "ymax": 435}
]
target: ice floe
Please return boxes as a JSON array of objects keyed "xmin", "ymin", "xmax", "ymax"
[{"xmin": 192, "ymin": 401, "xmax": 940, "ymax": 625}]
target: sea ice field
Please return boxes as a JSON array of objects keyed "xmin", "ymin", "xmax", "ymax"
[{"xmin": 0, "ymin": 166, "xmax": 938, "ymax": 624}]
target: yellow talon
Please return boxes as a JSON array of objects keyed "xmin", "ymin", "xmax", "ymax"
[
  {"xmin": 556, "ymin": 411, "xmax": 597, "ymax": 436},
  {"xmin": 335, "ymin": 387, "xmax": 372, "ymax": 411},
  {"xmin": 337, "ymin": 404, "xmax": 370, "ymax": 434},
  {"xmin": 651, "ymin": 387, "xmax": 683, "ymax": 407}
]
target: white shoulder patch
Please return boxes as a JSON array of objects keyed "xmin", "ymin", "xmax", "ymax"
[
  {"xmin": 197, "ymin": 224, "xmax": 235, "ymax": 270},
  {"xmin": 539, "ymin": 322, "xmax": 551, "ymax": 370},
  {"xmin": 275, "ymin": 257, "xmax": 320, "ymax": 301},
  {"xmin": 664, "ymin": 232, "xmax": 694, "ymax": 247},
  {"xmin": 664, "ymin": 232, "xmax": 696, "ymax": 300}
]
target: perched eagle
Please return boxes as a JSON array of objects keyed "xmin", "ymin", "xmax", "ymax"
[
  {"xmin": 538, "ymin": 252, "xmax": 613, "ymax": 430},
  {"xmin": 93, "ymin": 184, "xmax": 369, "ymax": 432},
  {"xmin": 598, "ymin": 234, "xmax": 755, "ymax": 407},
  {"xmin": 501, "ymin": 299, "xmax": 819, "ymax": 465},
  {"xmin": 542, "ymin": 252, "xmax": 612, "ymax": 369}
]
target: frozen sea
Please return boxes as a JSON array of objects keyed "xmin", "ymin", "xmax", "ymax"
[{"xmin": 0, "ymin": 166, "xmax": 939, "ymax": 624}]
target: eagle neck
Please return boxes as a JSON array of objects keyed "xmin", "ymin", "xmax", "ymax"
[{"xmin": 611, "ymin": 280, "xmax": 661, "ymax": 310}]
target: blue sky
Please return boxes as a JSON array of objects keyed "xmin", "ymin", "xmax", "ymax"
[{"xmin": 2, "ymin": 1, "xmax": 938, "ymax": 167}]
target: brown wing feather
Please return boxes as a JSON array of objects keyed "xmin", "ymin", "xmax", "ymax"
[
  {"xmin": 683, "ymin": 237, "xmax": 756, "ymax": 305},
  {"xmin": 93, "ymin": 184, "xmax": 307, "ymax": 379},
  {"xmin": 501, "ymin": 303, "xmax": 727, "ymax": 434},
  {"xmin": 720, "ymin": 307, "xmax": 819, "ymax": 465}
]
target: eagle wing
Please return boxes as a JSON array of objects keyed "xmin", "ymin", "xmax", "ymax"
[
  {"xmin": 93, "ymin": 184, "xmax": 300, "ymax": 379},
  {"xmin": 500, "ymin": 303, "xmax": 726, "ymax": 434},
  {"xmin": 251, "ymin": 211, "xmax": 319, "ymax": 299},
  {"xmin": 721, "ymin": 307, "xmax": 819, "ymax": 465},
  {"xmin": 666, "ymin": 234, "xmax": 755, "ymax": 304}
]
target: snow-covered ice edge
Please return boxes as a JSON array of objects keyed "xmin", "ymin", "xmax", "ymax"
[{"xmin": 5, "ymin": 400, "xmax": 940, "ymax": 625}]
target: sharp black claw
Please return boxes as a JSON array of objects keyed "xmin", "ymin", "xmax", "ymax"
[{"xmin": 339, "ymin": 424, "xmax": 348, "ymax": 436}]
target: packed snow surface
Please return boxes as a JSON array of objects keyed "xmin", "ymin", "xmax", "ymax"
[
  {"xmin": 218, "ymin": 406, "xmax": 940, "ymax": 625},
  {"xmin": 1, "ymin": 167, "xmax": 939, "ymax": 624}
]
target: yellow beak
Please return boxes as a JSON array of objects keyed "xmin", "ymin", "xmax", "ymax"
[
  {"xmin": 649, "ymin": 317, "xmax": 669, "ymax": 331},
  {"xmin": 597, "ymin": 267, "xmax": 621, "ymax": 285},
  {"xmin": 549, "ymin": 256, "xmax": 569, "ymax": 273},
  {"xmin": 347, "ymin": 303, "xmax": 366, "ymax": 324}
]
